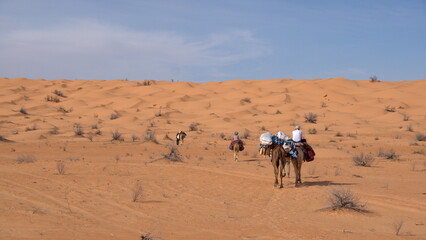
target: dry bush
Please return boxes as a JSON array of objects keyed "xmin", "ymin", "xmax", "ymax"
[
  {"xmin": 16, "ymin": 154, "xmax": 37, "ymax": 163},
  {"xmin": 111, "ymin": 129, "xmax": 123, "ymax": 141},
  {"xmin": 415, "ymin": 133, "xmax": 426, "ymax": 141},
  {"xmin": 144, "ymin": 129, "xmax": 158, "ymax": 144},
  {"xmin": 402, "ymin": 114, "xmax": 409, "ymax": 121},
  {"xmin": 110, "ymin": 112, "xmax": 120, "ymax": 120},
  {"xmin": 320, "ymin": 102, "xmax": 327, "ymax": 108},
  {"xmin": 91, "ymin": 124, "xmax": 98, "ymax": 129},
  {"xmin": 0, "ymin": 136, "xmax": 13, "ymax": 142},
  {"xmin": 57, "ymin": 106, "xmax": 72, "ymax": 113},
  {"xmin": 378, "ymin": 149, "xmax": 399, "ymax": 160},
  {"xmin": 140, "ymin": 233, "xmax": 154, "ymax": 240},
  {"xmin": 48, "ymin": 126, "xmax": 59, "ymax": 135},
  {"xmin": 406, "ymin": 124, "xmax": 413, "ymax": 132},
  {"xmin": 25, "ymin": 124, "xmax": 38, "ymax": 131},
  {"xmin": 393, "ymin": 219, "xmax": 404, "ymax": 236},
  {"xmin": 328, "ymin": 188, "xmax": 365, "ymax": 211},
  {"xmin": 95, "ymin": 129, "xmax": 102, "ymax": 135},
  {"xmin": 240, "ymin": 97, "xmax": 251, "ymax": 104},
  {"xmin": 241, "ymin": 129, "xmax": 250, "ymax": 139},
  {"xmin": 335, "ymin": 132, "xmax": 343, "ymax": 137},
  {"xmin": 52, "ymin": 90, "xmax": 65, "ymax": 97},
  {"xmin": 352, "ymin": 152, "xmax": 374, "ymax": 167},
  {"xmin": 276, "ymin": 110, "xmax": 282, "ymax": 114},
  {"xmin": 369, "ymin": 75, "xmax": 380, "ymax": 82},
  {"xmin": 346, "ymin": 132, "xmax": 357, "ymax": 138},
  {"xmin": 163, "ymin": 144, "xmax": 182, "ymax": 162},
  {"xmin": 131, "ymin": 133, "xmax": 139, "ymax": 142},
  {"xmin": 188, "ymin": 122, "xmax": 199, "ymax": 131},
  {"xmin": 56, "ymin": 161, "xmax": 66, "ymax": 175},
  {"xmin": 412, "ymin": 149, "xmax": 424, "ymax": 155},
  {"xmin": 304, "ymin": 112, "xmax": 318, "ymax": 123},
  {"xmin": 385, "ymin": 105, "xmax": 395, "ymax": 112},
  {"xmin": 131, "ymin": 182, "xmax": 143, "ymax": 202},
  {"xmin": 219, "ymin": 132, "xmax": 226, "ymax": 139},
  {"xmin": 19, "ymin": 107, "xmax": 28, "ymax": 115},
  {"xmin": 45, "ymin": 95, "xmax": 60, "ymax": 103},
  {"xmin": 137, "ymin": 80, "xmax": 154, "ymax": 86},
  {"xmin": 73, "ymin": 123, "xmax": 84, "ymax": 136},
  {"xmin": 308, "ymin": 128, "xmax": 317, "ymax": 134}
]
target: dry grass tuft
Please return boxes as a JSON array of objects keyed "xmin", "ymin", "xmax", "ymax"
[
  {"xmin": 304, "ymin": 112, "xmax": 318, "ymax": 123},
  {"xmin": 16, "ymin": 154, "xmax": 37, "ymax": 163},
  {"xmin": 308, "ymin": 128, "xmax": 317, "ymax": 134},
  {"xmin": 378, "ymin": 149, "xmax": 399, "ymax": 160},
  {"xmin": 45, "ymin": 95, "xmax": 60, "ymax": 103},
  {"xmin": 393, "ymin": 219, "xmax": 404, "ymax": 236},
  {"xmin": 19, "ymin": 107, "xmax": 28, "ymax": 115},
  {"xmin": 144, "ymin": 129, "xmax": 158, "ymax": 144},
  {"xmin": 163, "ymin": 144, "xmax": 182, "ymax": 162},
  {"xmin": 56, "ymin": 161, "xmax": 66, "ymax": 175},
  {"xmin": 73, "ymin": 123, "xmax": 84, "ymax": 136},
  {"xmin": 188, "ymin": 122, "xmax": 199, "ymax": 131},
  {"xmin": 131, "ymin": 182, "xmax": 143, "ymax": 202},
  {"xmin": 352, "ymin": 152, "xmax": 374, "ymax": 167},
  {"xmin": 415, "ymin": 133, "xmax": 426, "ymax": 141},
  {"xmin": 111, "ymin": 129, "xmax": 123, "ymax": 141}
]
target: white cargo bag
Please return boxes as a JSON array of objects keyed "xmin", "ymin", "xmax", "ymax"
[{"xmin": 260, "ymin": 132, "xmax": 273, "ymax": 145}]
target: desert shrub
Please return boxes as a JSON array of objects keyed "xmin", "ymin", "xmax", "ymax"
[
  {"xmin": 328, "ymin": 188, "xmax": 365, "ymax": 211},
  {"xmin": 352, "ymin": 152, "xmax": 374, "ymax": 167},
  {"xmin": 19, "ymin": 107, "xmax": 28, "ymax": 115},
  {"xmin": 393, "ymin": 219, "xmax": 404, "ymax": 236},
  {"xmin": 95, "ymin": 129, "xmax": 102, "ymax": 135},
  {"xmin": 304, "ymin": 112, "xmax": 317, "ymax": 123},
  {"xmin": 415, "ymin": 133, "xmax": 426, "ymax": 141},
  {"xmin": 110, "ymin": 113, "xmax": 120, "ymax": 120},
  {"xmin": 163, "ymin": 144, "xmax": 182, "ymax": 162},
  {"xmin": 260, "ymin": 126, "xmax": 267, "ymax": 131},
  {"xmin": 48, "ymin": 126, "xmax": 59, "ymax": 135},
  {"xmin": 0, "ymin": 136, "xmax": 12, "ymax": 142},
  {"xmin": 73, "ymin": 123, "xmax": 84, "ymax": 136},
  {"xmin": 45, "ymin": 95, "xmax": 60, "ymax": 103},
  {"xmin": 25, "ymin": 124, "xmax": 38, "ymax": 132},
  {"xmin": 144, "ymin": 129, "xmax": 158, "ymax": 144},
  {"xmin": 276, "ymin": 110, "xmax": 282, "ymax": 114},
  {"xmin": 406, "ymin": 124, "xmax": 413, "ymax": 132},
  {"xmin": 131, "ymin": 182, "xmax": 143, "ymax": 202},
  {"xmin": 56, "ymin": 161, "xmax": 66, "ymax": 175},
  {"xmin": 385, "ymin": 105, "xmax": 395, "ymax": 112},
  {"xmin": 219, "ymin": 132, "xmax": 226, "ymax": 139},
  {"xmin": 241, "ymin": 129, "xmax": 250, "ymax": 139},
  {"xmin": 16, "ymin": 154, "xmax": 37, "ymax": 163},
  {"xmin": 335, "ymin": 132, "xmax": 343, "ymax": 137},
  {"xmin": 378, "ymin": 149, "xmax": 399, "ymax": 160},
  {"xmin": 369, "ymin": 75, "xmax": 379, "ymax": 82},
  {"xmin": 131, "ymin": 133, "xmax": 139, "ymax": 142},
  {"xmin": 57, "ymin": 106, "xmax": 72, "ymax": 113},
  {"xmin": 402, "ymin": 114, "xmax": 409, "ymax": 121},
  {"xmin": 320, "ymin": 102, "xmax": 327, "ymax": 108},
  {"xmin": 188, "ymin": 122, "xmax": 199, "ymax": 131},
  {"xmin": 413, "ymin": 149, "xmax": 424, "ymax": 155},
  {"xmin": 308, "ymin": 128, "xmax": 317, "ymax": 134},
  {"xmin": 240, "ymin": 97, "xmax": 251, "ymax": 104},
  {"xmin": 52, "ymin": 90, "xmax": 65, "ymax": 97},
  {"xmin": 140, "ymin": 233, "xmax": 154, "ymax": 240},
  {"xmin": 111, "ymin": 129, "xmax": 123, "ymax": 141},
  {"xmin": 91, "ymin": 124, "xmax": 98, "ymax": 129},
  {"xmin": 346, "ymin": 133, "xmax": 357, "ymax": 138}
]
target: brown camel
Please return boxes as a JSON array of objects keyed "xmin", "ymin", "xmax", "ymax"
[
  {"xmin": 233, "ymin": 141, "xmax": 240, "ymax": 162},
  {"xmin": 283, "ymin": 142, "xmax": 304, "ymax": 187},
  {"xmin": 270, "ymin": 144, "xmax": 286, "ymax": 188}
]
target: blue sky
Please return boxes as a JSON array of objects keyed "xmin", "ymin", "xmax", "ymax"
[{"xmin": 0, "ymin": 0, "xmax": 425, "ymax": 82}]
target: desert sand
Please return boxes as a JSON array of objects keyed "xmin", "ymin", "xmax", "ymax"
[{"xmin": 0, "ymin": 77, "xmax": 425, "ymax": 240}]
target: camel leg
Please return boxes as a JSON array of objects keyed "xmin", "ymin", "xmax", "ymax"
[
  {"xmin": 284, "ymin": 158, "xmax": 290, "ymax": 178},
  {"xmin": 273, "ymin": 163, "xmax": 279, "ymax": 187},
  {"xmin": 290, "ymin": 158, "xmax": 299, "ymax": 187},
  {"xmin": 279, "ymin": 159, "xmax": 284, "ymax": 188}
]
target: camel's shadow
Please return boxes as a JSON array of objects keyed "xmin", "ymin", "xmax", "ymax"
[{"xmin": 300, "ymin": 181, "xmax": 355, "ymax": 187}]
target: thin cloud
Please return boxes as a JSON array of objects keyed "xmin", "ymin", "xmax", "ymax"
[{"xmin": 0, "ymin": 20, "xmax": 270, "ymax": 80}]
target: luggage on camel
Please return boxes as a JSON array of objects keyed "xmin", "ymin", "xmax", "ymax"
[
  {"xmin": 260, "ymin": 132, "xmax": 273, "ymax": 145},
  {"xmin": 304, "ymin": 143, "xmax": 316, "ymax": 162},
  {"xmin": 229, "ymin": 140, "xmax": 244, "ymax": 151}
]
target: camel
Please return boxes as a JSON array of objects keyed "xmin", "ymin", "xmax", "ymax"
[
  {"xmin": 176, "ymin": 131, "xmax": 187, "ymax": 145},
  {"xmin": 233, "ymin": 141, "xmax": 240, "ymax": 162},
  {"xmin": 270, "ymin": 144, "xmax": 286, "ymax": 188},
  {"xmin": 283, "ymin": 142, "xmax": 304, "ymax": 187}
]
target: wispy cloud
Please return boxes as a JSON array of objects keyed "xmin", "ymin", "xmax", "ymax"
[{"xmin": 0, "ymin": 20, "xmax": 270, "ymax": 81}]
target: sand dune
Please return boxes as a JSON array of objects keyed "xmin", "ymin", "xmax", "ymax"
[{"xmin": 0, "ymin": 77, "xmax": 425, "ymax": 240}]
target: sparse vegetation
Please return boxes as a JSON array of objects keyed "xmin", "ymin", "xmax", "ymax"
[
  {"xmin": 385, "ymin": 105, "xmax": 395, "ymax": 112},
  {"xmin": 188, "ymin": 122, "xmax": 199, "ymax": 131},
  {"xmin": 378, "ymin": 149, "xmax": 399, "ymax": 160},
  {"xmin": 220, "ymin": 132, "xmax": 226, "ymax": 139},
  {"xmin": 304, "ymin": 112, "xmax": 318, "ymax": 123},
  {"xmin": 275, "ymin": 110, "xmax": 282, "ymax": 114},
  {"xmin": 48, "ymin": 126, "xmax": 59, "ymax": 135},
  {"xmin": 19, "ymin": 107, "xmax": 28, "ymax": 115},
  {"xmin": 393, "ymin": 219, "xmax": 404, "ymax": 236},
  {"xmin": 241, "ymin": 129, "xmax": 250, "ymax": 139},
  {"xmin": 328, "ymin": 188, "xmax": 365, "ymax": 211},
  {"xmin": 308, "ymin": 128, "xmax": 317, "ymax": 134},
  {"xmin": 369, "ymin": 75, "xmax": 380, "ymax": 82},
  {"xmin": 131, "ymin": 133, "xmax": 139, "ymax": 142},
  {"xmin": 110, "ymin": 112, "xmax": 120, "ymax": 120},
  {"xmin": 406, "ymin": 124, "xmax": 413, "ymax": 132},
  {"xmin": 335, "ymin": 132, "xmax": 343, "ymax": 137},
  {"xmin": 57, "ymin": 106, "xmax": 72, "ymax": 113},
  {"xmin": 415, "ymin": 133, "xmax": 426, "ymax": 141},
  {"xmin": 144, "ymin": 129, "xmax": 158, "ymax": 144},
  {"xmin": 163, "ymin": 144, "xmax": 182, "ymax": 162},
  {"xmin": 111, "ymin": 129, "xmax": 123, "ymax": 141},
  {"xmin": 346, "ymin": 133, "xmax": 357, "ymax": 138},
  {"xmin": 16, "ymin": 154, "xmax": 37, "ymax": 163},
  {"xmin": 137, "ymin": 80, "xmax": 154, "ymax": 86},
  {"xmin": 45, "ymin": 95, "xmax": 60, "ymax": 103},
  {"xmin": 320, "ymin": 102, "xmax": 327, "ymax": 108},
  {"xmin": 25, "ymin": 124, "xmax": 38, "ymax": 131},
  {"xmin": 73, "ymin": 123, "xmax": 84, "ymax": 136},
  {"xmin": 131, "ymin": 182, "xmax": 143, "ymax": 202},
  {"xmin": 352, "ymin": 152, "xmax": 374, "ymax": 167},
  {"xmin": 56, "ymin": 161, "xmax": 66, "ymax": 175},
  {"xmin": 52, "ymin": 90, "xmax": 65, "ymax": 97},
  {"xmin": 402, "ymin": 114, "xmax": 409, "ymax": 121},
  {"xmin": 240, "ymin": 97, "xmax": 251, "ymax": 104}
]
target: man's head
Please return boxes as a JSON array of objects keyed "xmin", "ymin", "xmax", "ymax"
[{"xmin": 295, "ymin": 125, "xmax": 300, "ymax": 130}]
